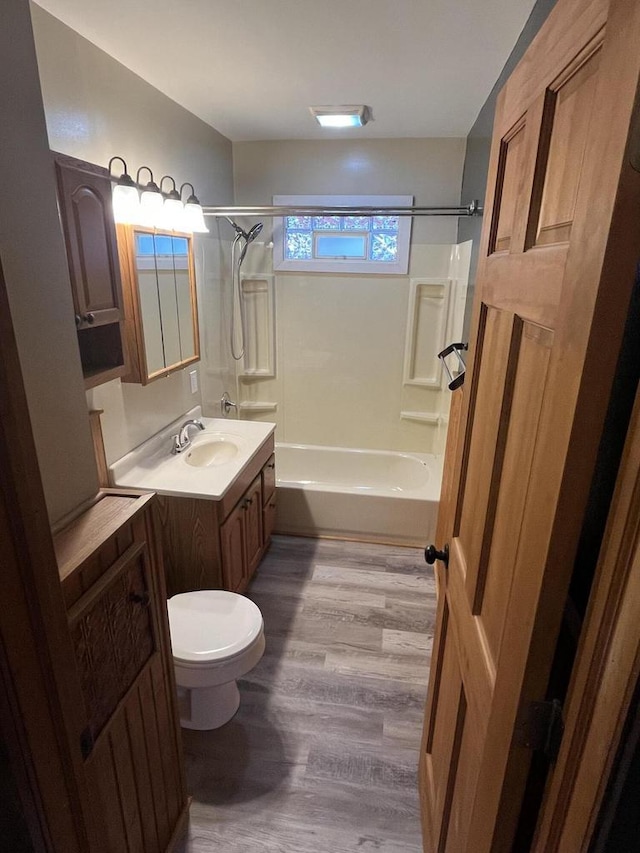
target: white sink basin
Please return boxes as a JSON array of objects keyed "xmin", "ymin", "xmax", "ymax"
[
  {"xmin": 109, "ymin": 409, "xmax": 275, "ymax": 501},
  {"xmin": 184, "ymin": 436, "xmax": 242, "ymax": 467}
]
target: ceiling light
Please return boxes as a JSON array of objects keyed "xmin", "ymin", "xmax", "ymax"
[
  {"xmin": 180, "ymin": 183, "xmax": 209, "ymax": 233},
  {"xmin": 310, "ymin": 105, "xmax": 372, "ymax": 128},
  {"xmin": 108, "ymin": 156, "xmax": 140, "ymax": 224}
]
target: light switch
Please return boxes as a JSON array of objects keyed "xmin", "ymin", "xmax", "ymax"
[{"xmin": 189, "ymin": 370, "xmax": 198, "ymax": 394}]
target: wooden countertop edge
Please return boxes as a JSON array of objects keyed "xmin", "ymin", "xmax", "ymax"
[{"xmin": 54, "ymin": 488, "xmax": 157, "ymax": 583}]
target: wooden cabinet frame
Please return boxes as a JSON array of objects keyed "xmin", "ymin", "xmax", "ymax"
[{"xmin": 117, "ymin": 225, "xmax": 200, "ymax": 385}]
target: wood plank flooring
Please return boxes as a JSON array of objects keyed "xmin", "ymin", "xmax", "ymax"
[{"xmin": 176, "ymin": 535, "xmax": 436, "ymax": 852}]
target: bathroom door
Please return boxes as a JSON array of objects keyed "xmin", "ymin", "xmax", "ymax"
[{"xmin": 419, "ymin": 0, "xmax": 640, "ymax": 850}]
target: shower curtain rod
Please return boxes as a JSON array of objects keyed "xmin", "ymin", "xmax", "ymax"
[{"xmin": 202, "ymin": 200, "xmax": 482, "ymax": 218}]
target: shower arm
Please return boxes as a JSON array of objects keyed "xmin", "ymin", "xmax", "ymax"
[{"xmin": 203, "ymin": 200, "xmax": 482, "ymax": 218}]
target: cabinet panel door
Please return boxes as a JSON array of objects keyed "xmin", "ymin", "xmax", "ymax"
[
  {"xmin": 263, "ymin": 496, "xmax": 276, "ymax": 547},
  {"xmin": 221, "ymin": 504, "xmax": 246, "ymax": 593},
  {"xmin": 84, "ymin": 655, "xmax": 184, "ymax": 853},
  {"xmin": 69, "ymin": 541, "xmax": 156, "ymax": 741},
  {"xmin": 244, "ymin": 475, "xmax": 264, "ymax": 580},
  {"xmin": 55, "ymin": 156, "xmax": 123, "ymax": 328}
]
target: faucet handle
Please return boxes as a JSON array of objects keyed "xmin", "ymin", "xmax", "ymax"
[
  {"xmin": 221, "ymin": 392, "xmax": 238, "ymax": 417},
  {"xmin": 171, "ymin": 433, "xmax": 182, "ymax": 454}
]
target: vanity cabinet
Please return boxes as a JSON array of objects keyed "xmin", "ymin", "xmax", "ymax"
[
  {"xmin": 54, "ymin": 491, "xmax": 188, "ymax": 853},
  {"xmin": 157, "ymin": 436, "xmax": 275, "ymax": 597},
  {"xmin": 54, "ymin": 153, "xmax": 128, "ymax": 389},
  {"xmin": 117, "ymin": 225, "xmax": 200, "ymax": 384},
  {"xmin": 221, "ymin": 473, "xmax": 263, "ymax": 592}
]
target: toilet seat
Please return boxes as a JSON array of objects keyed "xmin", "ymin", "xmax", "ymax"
[{"xmin": 168, "ymin": 589, "xmax": 263, "ymax": 665}]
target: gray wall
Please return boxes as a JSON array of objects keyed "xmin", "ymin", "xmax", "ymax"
[
  {"xmin": 0, "ymin": 0, "xmax": 99, "ymax": 525},
  {"xmin": 30, "ymin": 4, "xmax": 235, "ymax": 468},
  {"xmin": 458, "ymin": 0, "xmax": 558, "ymax": 338}
]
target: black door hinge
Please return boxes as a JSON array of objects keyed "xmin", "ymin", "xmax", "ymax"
[{"xmin": 515, "ymin": 699, "xmax": 564, "ymax": 764}]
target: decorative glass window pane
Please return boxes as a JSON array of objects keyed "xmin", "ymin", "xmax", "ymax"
[
  {"xmin": 285, "ymin": 231, "xmax": 313, "ymax": 260},
  {"xmin": 286, "ymin": 215, "xmax": 311, "ymax": 230},
  {"xmin": 312, "ymin": 216, "xmax": 341, "ymax": 230},
  {"xmin": 343, "ymin": 216, "xmax": 371, "ymax": 231},
  {"xmin": 370, "ymin": 232, "xmax": 398, "ymax": 262},
  {"xmin": 372, "ymin": 215, "xmax": 400, "ymax": 232},
  {"xmin": 315, "ymin": 234, "xmax": 367, "ymax": 259}
]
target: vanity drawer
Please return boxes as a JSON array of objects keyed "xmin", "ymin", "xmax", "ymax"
[
  {"xmin": 68, "ymin": 540, "xmax": 156, "ymax": 740},
  {"xmin": 262, "ymin": 453, "xmax": 276, "ymax": 504}
]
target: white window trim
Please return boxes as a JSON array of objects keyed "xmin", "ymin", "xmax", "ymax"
[{"xmin": 272, "ymin": 194, "xmax": 413, "ymax": 274}]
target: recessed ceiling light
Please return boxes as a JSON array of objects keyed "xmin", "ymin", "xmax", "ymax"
[{"xmin": 310, "ymin": 105, "xmax": 372, "ymax": 128}]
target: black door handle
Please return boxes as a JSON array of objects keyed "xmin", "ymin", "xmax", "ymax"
[{"xmin": 425, "ymin": 544, "xmax": 449, "ymax": 568}]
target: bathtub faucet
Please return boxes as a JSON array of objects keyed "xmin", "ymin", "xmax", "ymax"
[{"xmin": 171, "ymin": 419, "xmax": 205, "ymax": 454}]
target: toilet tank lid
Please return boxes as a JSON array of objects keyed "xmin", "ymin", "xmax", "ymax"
[{"xmin": 168, "ymin": 590, "xmax": 263, "ymax": 663}]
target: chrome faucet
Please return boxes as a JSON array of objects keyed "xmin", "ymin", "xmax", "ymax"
[{"xmin": 171, "ymin": 418, "xmax": 205, "ymax": 454}]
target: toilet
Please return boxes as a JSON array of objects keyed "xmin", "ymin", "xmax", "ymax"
[{"xmin": 167, "ymin": 590, "xmax": 265, "ymax": 730}]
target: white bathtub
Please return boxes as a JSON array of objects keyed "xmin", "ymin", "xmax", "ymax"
[{"xmin": 274, "ymin": 443, "xmax": 443, "ymax": 547}]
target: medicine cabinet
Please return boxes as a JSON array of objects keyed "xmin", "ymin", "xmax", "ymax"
[
  {"xmin": 55, "ymin": 153, "xmax": 128, "ymax": 389},
  {"xmin": 117, "ymin": 226, "xmax": 200, "ymax": 384}
]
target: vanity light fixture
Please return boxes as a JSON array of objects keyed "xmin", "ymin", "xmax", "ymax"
[
  {"xmin": 180, "ymin": 182, "xmax": 209, "ymax": 233},
  {"xmin": 310, "ymin": 104, "xmax": 372, "ymax": 128},
  {"xmin": 108, "ymin": 156, "xmax": 140, "ymax": 224},
  {"xmin": 136, "ymin": 166, "xmax": 164, "ymax": 226},
  {"xmin": 160, "ymin": 175, "xmax": 186, "ymax": 231}
]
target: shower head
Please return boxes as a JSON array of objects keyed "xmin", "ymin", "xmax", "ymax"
[
  {"xmin": 226, "ymin": 217, "xmax": 263, "ymax": 244},
  {"xmin": 246, "ymin": 222, "xmax": 264, "ymax": 243}
]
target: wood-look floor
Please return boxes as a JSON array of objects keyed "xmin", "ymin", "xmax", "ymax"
[{"xmin": 176, "ymin": 535, "xmax": 436, "ymax": 852}]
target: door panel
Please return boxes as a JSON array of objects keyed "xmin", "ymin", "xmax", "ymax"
[{"xmin": 419, "ymin": 0, "xmax": 640, "ymax": 849}]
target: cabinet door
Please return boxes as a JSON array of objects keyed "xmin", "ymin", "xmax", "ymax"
[
  {"xmin": 263, "ymin": 495, "xmax": 277, "ymax": 547},
  {"xmin": 244, "ymin": 475, "xmax": 263, "ymax": 580},
  {"xmin": 221, "ymin": 503, "xmax": 246, "ymax": 593},
  {"xmin": 55, "ymin": 155, "xmax": 123, "ymax": 329}
]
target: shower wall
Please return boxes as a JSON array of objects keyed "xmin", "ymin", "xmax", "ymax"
[{"xmin": 227, "ymin": 139, "xmax": 468, "ymax": 455}]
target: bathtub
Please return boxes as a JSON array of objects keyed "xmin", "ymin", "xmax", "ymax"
[{"xmin": 274, "ymin": 443, "xmax": 443, "ymax": 547}]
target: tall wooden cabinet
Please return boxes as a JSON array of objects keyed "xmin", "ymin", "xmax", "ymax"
[
  {"xmin": 54, "ymin": 491, "xmax": 188, "ymax": 852},
  {"xmin": 55, "ymin": 153, "xmax": 128, "ymax": 389}
]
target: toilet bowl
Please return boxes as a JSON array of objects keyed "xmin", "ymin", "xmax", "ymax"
[{"xmin": 167, "ymin": 590, "xmax": 265, "ymax": 730}]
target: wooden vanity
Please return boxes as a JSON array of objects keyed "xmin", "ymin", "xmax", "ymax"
[
  {"xmin": 54, "ymin": 490, "xmax": 188, "ymax": 852},
  {"xmin": 156, "ymin": 435, "xmax": 276, "ymax": 597}
]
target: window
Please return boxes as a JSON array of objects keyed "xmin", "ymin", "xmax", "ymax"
[{"xmin": 273, "ymin": 195, "xmax": 413, "ymax": 274}]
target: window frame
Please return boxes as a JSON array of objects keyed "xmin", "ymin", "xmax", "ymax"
[{"xmin": 272, "ymin": 194, "xmax": 413, "ymax": 274}]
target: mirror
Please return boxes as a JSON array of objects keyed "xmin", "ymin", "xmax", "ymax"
[{"xmin": 118, "ymin": 226, "xmax": 200, "ymax": 384}]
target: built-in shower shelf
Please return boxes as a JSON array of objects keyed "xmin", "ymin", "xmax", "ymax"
[
  {"xmin": 400, "ymin": 411, "xmax": 443, "ymax": 425},
  {"xmin": 238, "ymin": 402, "xmax": 278, "ymax": 413},
  {"xmin": 239, "ymin": 274, "xmax": 275, "ymax": 378}
]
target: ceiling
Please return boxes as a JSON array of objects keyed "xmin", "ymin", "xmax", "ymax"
[{"xmin": 33, "ymin": 0, "xmax": 537, "ymax": 142}]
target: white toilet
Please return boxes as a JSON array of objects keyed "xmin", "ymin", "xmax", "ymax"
[{"xmin": 167, "ymin": 590, "xmax": 265, "ymax": 730}]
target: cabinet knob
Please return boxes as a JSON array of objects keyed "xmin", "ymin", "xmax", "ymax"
[
  {"xmin": 269, "ymin": 501, "xmax": 276, "ymax": 509},
  {"xmin": 267, "ymin": 462, "xmax": 275, "ymax": 470},
  {"xmin": 129, "ymin": 591, "xmax": 150, "ymax": 607},
  {"xmin": 85, "ymin": 312, "xmax": 95, "ymax": 325}
]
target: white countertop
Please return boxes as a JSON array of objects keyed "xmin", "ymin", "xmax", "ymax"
[{"xmin": 109, "ymin": 407, "xmax": 276, "ymax": 501}]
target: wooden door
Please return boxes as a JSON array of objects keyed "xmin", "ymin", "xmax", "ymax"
[
  {"xmin": 419, "ymin": 0, "xmax": 640, "ymax": 850},
  {"xmin": 55, "ymin": 153, "xmax": 123, "ymax": 329}
]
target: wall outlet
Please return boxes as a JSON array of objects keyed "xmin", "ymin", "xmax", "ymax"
[{"xmin": 189, "ymin": 370, "xmax": 198, "ymax": 394}]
